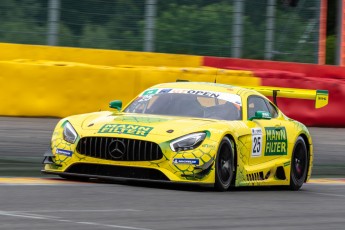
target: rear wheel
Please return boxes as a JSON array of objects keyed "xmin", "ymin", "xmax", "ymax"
[
  {"xmin": 215, "ymin": 137, "xmax": 234, "ymax": 191},
  {"xmin": 289, "ymin": 136, "xmax": 308, "ymax": 190}
]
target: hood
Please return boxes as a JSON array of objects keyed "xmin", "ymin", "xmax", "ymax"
[{"xmin": 79, "ymin": 112, "xmax": 219, "ymax": 138}]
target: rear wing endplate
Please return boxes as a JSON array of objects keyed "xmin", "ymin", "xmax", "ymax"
[{"xmin": 243, "ymin": 86, "xmax": 329, "ymax": 109}]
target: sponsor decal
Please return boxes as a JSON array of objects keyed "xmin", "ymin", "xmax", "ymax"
[
  {"xmin": 317, "ymin": 95, "xmax": 327, "ymax": 101},
  {"xmin": 264, "ymin": 127, "xmax": 288, "ymax": 156},
  {"xmin": 98, "ymin": 124, "xmax": 153, "ymax": 137},
  {"xmin": 261, "ymin": 112, "xmax": 271, "ymax": 119},
  {"xmin": 138, "ymin": 95, "xmax": 153, "ymax": 102},
  {"xmin": 251, "ymin": 128, "xmax": 262, "ymax": 157},
  {"xmin": 170, "ymin": 89, "xmax": 189, "ymax": 94},
  {"xmin": 158, "ymin": 88, "xmax": 172, "ymax": 94},
  {"xmin": 56, "ymin": 148, "xmax": 73, "ymax": 157},
  {"xmin": 140, "ymin": 88, "xmax": 242, "ymax": 106},
  {"xmin": 186, "ymin": 90, "xmax": 220, "ymax": 98},
  {"xmin": 284, "ymin": 161, "xmax": 291, "ymax": 167},
  {"xmin": 142, "ymin": 89, "xmax": 158, "ymax": 96},
  {"xmin": 202, "ymin": 144, "xmax": 216, "ymax": 148},
  {"xmin": 173, "ymin": 158, "xmax": 199, "ymax": 165}
]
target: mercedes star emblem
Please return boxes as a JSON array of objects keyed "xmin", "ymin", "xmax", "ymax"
[{"xmin": 108, "ymin": 139, "xmax": 126, "ymax": 159}]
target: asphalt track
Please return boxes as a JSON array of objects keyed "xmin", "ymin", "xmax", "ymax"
[
  {"xmin": 0, "ymin": 117, "xmax": 345, "ymax": 229},
  {"xmin": 0, "ymin": 178, "xmax": 345, "ymax": 230}
]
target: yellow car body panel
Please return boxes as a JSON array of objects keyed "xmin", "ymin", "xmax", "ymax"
[{"xmin": 43, "ymin": 82, "xmax": 325, "ymax": 188}]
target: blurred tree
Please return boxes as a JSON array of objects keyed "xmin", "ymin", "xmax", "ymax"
[
  {"xmin": 273, "ymin": 10, "xmax": 317, "ymax": 63},
  {"xmin": 326, "ymin": 35, "xmax": 336, "ymax": 64},
  {"xmin": 327, "ymin": 0, "xmax": 336, "ymax": 35},
  {"xmin": 79, "ymin": 24, "xmax": 114, "ymax": 49},
  {"xmin": 104, "ymin": 1, "xmax": 144, "ymax": 51},
  {"xmin": 59, "ymin": 24, "xmax": 77, "ymax": 47},
  {"xmin": 0, "ymin": 21, "xmax": 45, "ymax": 44},
  {"xmin": 0, "ymin": 0, "xmax": 46, "ymax": 44},
  {"xmin": 0, "ymin": 0, "xmax": 335, "ymax": 64},
  {"xmin": 155, "ymin": 2, "xmax": 233, "ymax": 56}
]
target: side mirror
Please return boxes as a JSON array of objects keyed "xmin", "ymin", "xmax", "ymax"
[
  {"xmin": 249, "ymin": 111, "xmax": 271, "ymax": 121},
  {"xmin": 109, "ymin": 100, "xmax": 122, "ymax": 111}
]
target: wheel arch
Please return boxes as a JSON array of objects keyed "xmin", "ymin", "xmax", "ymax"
[
  {"xmin": 224, "ymin": 134, "xmax": 237, "ymax": 185},
  {"xmin": 298, "ymin": 133, "xmax": 311, "ymax": 182}
]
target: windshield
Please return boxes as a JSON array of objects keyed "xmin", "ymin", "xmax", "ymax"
[{"xmin": 124, "ymin": 88, "xmax": 242, "ymax": 120}]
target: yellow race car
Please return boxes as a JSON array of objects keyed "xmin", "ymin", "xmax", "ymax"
[{"xmin": 42, "ymin": 82, "xmax": 328, "ymax": 191}]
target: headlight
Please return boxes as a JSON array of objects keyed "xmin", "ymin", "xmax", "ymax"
[
  {"xmin": 170, "ymin": 132, "xmax": 206, "ymax": 152},
  {"xmin": 63, "ymin": 121, "xmax": 78, "ymax": 144}
]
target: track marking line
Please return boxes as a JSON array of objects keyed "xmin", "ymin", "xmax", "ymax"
[
  {"xmin": 303, "ymin": 191, "xmax": 345, "ymax": 198},
  {"xmin": 0, "ymin": 211, "xmax": 60, "ymax": 220},
  {"xmin": 0, "ymin": 210, "xmax": 152, "ymax": 230},
  {"xmin": 309, "ymin": 178, "xmax": 345, "ymax": 184},
  {"xmin": 8, "ymin": 209, "xmax": 141, "ymax": 213},
  {"xmin": 0, "ymin": 177, "xmax": 83, "ymax": 185},
  {"xmin": 11, "ymin": 213, "xmax": 62, "ymax": 219}
]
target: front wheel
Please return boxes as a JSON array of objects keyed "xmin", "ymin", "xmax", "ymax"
[
  {"xmin": 215, "ymin": 137, "xmax": 234, "ymax": 191},
  {"xmin": 289, "ymin": 136, "xmax": 308, "ymax": 191}
]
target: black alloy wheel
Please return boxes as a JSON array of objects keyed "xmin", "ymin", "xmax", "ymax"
[
  {"xmin": 215, "ymin": 137, "xmax": 234, "ymax": 191},
  {"xmin": 289, "ymin": 136, "xmax": 308, "ymax": 190}
]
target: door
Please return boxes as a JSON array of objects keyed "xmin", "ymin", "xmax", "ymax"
[{"xmin": 246, "ymin": 96, "xmax": 288, "ymax": 166}]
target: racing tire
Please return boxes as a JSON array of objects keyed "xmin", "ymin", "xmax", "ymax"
[
  {"xmin": 289, "ymin": 136, "xmax": 308, "ymax": 191},
  {"xmin": 215, "ymin": 137, "xmax": 234, "ymax": 191}
]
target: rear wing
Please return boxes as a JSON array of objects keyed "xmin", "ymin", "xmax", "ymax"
[{"xmin": 243, "ymin": 86, "xmax": 329, "ymax": 109}]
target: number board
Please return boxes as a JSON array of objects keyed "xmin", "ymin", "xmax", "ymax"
[{"xmin": 251, "ymin": 128, "xmax": 262, "ymax": 157}]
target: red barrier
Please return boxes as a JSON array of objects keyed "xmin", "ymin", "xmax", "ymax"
[
  {"xmin": 204, "ymin": 57, "xmax": 345, "ymax": 80},
  {"xmin": 203, "ymin": 57, "xmax": 345, "ymax": 127}
]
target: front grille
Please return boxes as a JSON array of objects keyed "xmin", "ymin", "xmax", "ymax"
[
  {"xmin": 76, "ymin": 137, "xmax": 163, "ymax": 161},
  {"xmin": 66, "ymin": 163, "xmax": 170, "ymax": 181}
]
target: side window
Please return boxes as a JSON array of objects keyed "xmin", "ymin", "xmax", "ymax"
[
  {"xmin": 265, "ymin": 101, "xmax": 278, "ymax": 118},
  {"xmin": 247, "ymin": 96, "xmax": 270, "ymax": 119}
]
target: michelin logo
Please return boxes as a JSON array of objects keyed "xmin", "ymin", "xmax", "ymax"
[
  {"xmin": 56, "ymin": 148, "xmax": 73, "ymax": 157},
  {"xmin": 173, "ymin": 158, "xmax": 199, "ymax": 165}
]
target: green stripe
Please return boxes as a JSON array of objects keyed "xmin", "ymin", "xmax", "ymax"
[
  {"xmin": 60, "ymin": 120, "xmax": 68, "ymax": 128},
  {"xmin": 317, "ymin": 90, "xmax": 328, "ymax": 95}
]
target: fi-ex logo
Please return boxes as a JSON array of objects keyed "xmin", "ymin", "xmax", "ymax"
[
  {"xmin": 56, "ymin": 148, "xmax": 73, "ymax": 157},
  {"xmin": 98, "ymin": 124, "xmax": 153, "ymax": 137},
  {"xmin": 173, "ymin": 158, "xmax": 199, "ymax": 165},
  {"xmin": 264, "ymin": 127, "xmax": 288, "ymax": 156}
]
